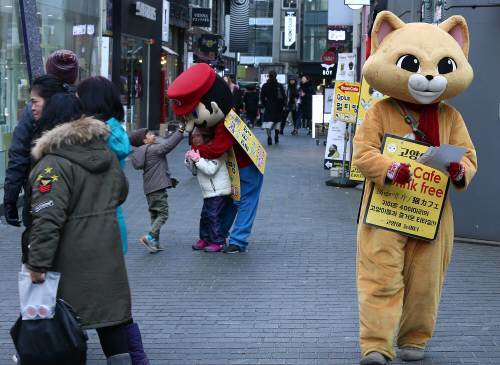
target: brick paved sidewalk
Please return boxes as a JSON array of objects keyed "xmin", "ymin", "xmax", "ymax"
[{"xmin": 0, "ymin": 126, "xmax": 499, "ymax": 365}]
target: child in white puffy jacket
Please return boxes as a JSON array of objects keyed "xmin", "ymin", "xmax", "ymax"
[{"xmin": 185, "ymin": 127, "xmax": 231, "ymax": 253}]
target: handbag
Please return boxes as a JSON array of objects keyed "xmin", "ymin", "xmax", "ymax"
[
  {"xmin": 11, "ymin": 298, "xmax": 88, "ymax": 365},
  {"xmin": 11, "ymin": 270, "xmax": 88, "ymax": 365}
]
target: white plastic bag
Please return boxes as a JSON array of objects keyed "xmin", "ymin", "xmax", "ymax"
[{"xmin": 18, "ymin": 270, "xmax": 60, "ymax": 320}]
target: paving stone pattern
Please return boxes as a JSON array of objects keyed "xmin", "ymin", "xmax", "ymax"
[{"xmin": 0, "ymin": 127, "xmax": 499, "ymax": 365}]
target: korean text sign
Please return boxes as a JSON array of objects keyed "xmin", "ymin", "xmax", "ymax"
[
  {"xmin": 225, "ymin": 147, "xmax": 241, "ymax": 201},
  {"xmin": 332, "ymin": 81, "xmax": 360, "ymax": 124},
  {"xmin": 363, "ymin": 135, "xmax": 450, "ymax": 240},
  {"xmin": 224, "ymin": 110, "xmax": 267, "ymax": 175}
]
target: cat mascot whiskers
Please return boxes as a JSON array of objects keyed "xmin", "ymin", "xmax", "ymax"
[{"xmin": 353, "ymin": 11, "xmax": 477, "ymax": 365}]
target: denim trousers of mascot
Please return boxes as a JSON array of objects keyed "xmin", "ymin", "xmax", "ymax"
[
  {"xmin": 221, "ymin": 164, "xmax": 264, "ymax": 248},
  {"xmin": 200, "ymin": 196, "xmax": 229, "ymax": 244}
]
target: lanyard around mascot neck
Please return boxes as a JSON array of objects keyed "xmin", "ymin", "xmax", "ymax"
[{"xmin": 391, "ymin": 99, "xmax": 428, "ymax": 143}]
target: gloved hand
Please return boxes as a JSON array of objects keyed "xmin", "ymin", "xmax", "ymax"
[
  {"xmin": 185, "ymin": 119, "xmax": 195, "ymax": 133},
  {"xmin": 4, "ymin": 202, "xmax": 21, "ymax": 227},
  {"xmin": 185, "ymin": 149, "xmax": 200, "ymax": 163},
  {"xmin": 447, "ymin": 162, "xmax": 465, "ymax": 182},
  {"xmin": 386, "ymin": 162, "xmax": 411, "ymax": 185}
]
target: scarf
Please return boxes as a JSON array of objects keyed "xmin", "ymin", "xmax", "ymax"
[{"xmin": 398, "ymin": 100, "xmax": 441, "ymax": 147}]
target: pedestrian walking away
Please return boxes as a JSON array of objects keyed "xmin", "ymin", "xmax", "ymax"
[
  {"xmin": 130, "ymin": 125, "xmax": 185, "ymax": 253},
  {"xmin": 299, "ymin": 75, "xmax": 314, "ymax": 135},
  {"xmin": 260, "ymin": 70, "xmax": 286, "ymax": 145},
  {"xmin": 286, "ymin": 78, "xmax": 300, "ymax": 135},
  {"xmin": 77, "ymin": 76, "xmax": 150, "ymax": 364},
  {"xmin": 243, "ymin": 84, "xmax": 259, "ymax": 128},
  {"xmin": 26, "ymin": 92, "xmax": 133, "ymax": 364},
  {"xmin": 185, "ymin": 127, "xmax": 232, "ymax": 253}
]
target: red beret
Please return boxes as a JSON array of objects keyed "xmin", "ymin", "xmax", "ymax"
[{"xmin": 167, "ymin": 63, "xmax": 216, "ymax": 116}]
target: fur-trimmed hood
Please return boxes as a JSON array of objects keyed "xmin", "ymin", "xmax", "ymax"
[{"xmin": 32, "ymin": 116, "xmax": 113, "ymax": 173}]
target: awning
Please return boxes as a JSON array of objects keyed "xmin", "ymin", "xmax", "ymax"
[{"xmin": 162, "ymin": 46, "xmax": 179, "ymax": 56}]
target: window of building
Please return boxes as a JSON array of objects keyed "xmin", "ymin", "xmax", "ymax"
[
  {"xmin": 303, "ymin": 25, "xmax": 327, "ymax": 62},
  {"xmin": 0, "ymin": 1, "xmax": 29, "ymax": 187},
  {"xmin": 304, "ymin": 0, "xmax": 328, "ymax": 12},
  {"xmin": 282, "ymin": 0, "xmax": 297, "ymax": 8},
  {"xmin": 249, "ymin": 0, "xmax": 273, "ymax": 18},
  {"xmin": 280, "ymin": 31, "xmax": 296, "ymax": 51},
  {"xmin": 249, "ymin": 25, "xmax": 273, "ymax": 56}
]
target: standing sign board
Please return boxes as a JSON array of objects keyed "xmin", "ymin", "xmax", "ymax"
[
  {"xmin": 323, "ymin": 119, "xmax": 350, "ymax": 171},
  {"xmin": 336, "ymin": 53, "xmax": 357, "ymax": 82},
  {"xmin": 332, "ymin": 82, "xmax": 360, "ymax": 124},
  {"xmin": 349, "ymin": 78, "xmax": 386, "ymax": 181},
  {"xmin": 363, "ymin": 135, "xmax": 450, "ymax": 240},
  {"xmin": 224, "ymin": 110, "xmax": 267, "ymax": 174}
]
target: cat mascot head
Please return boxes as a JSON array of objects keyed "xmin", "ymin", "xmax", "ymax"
[{"xmin": 363, "ymin": 11, "xmax": 473, "ymax": 104}]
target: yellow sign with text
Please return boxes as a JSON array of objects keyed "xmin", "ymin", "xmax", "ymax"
[
  {"xmin": 225, "ymin": 147, "xmax": 240, "ymax": 201},
  {"xmin": 349, "ymin": 78, "xmax": 387, "ymax": 182},
  {"xmin": 363, "ymin": 135, "xmax": 450, "ymax": 240},
  {"xmin": 224, "ymin": 110, "xmax": 267, "ymax": 175},
  {"xmin": 332, "ymin": 81, "xmax": 361, "ymax": 124}
]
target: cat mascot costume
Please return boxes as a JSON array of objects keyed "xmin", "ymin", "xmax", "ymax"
[{"xmin": 353, "ymin": 11, "xmax": 477, "ymax": 365}]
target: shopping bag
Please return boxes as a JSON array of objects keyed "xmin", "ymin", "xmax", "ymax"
[
  {"xmin": 18, "ymin": 271, "xmax": 60, "ymax": 320},
  {"xmin": 10, "ymin": 298, "xmax": 88, "ymax": 365}
]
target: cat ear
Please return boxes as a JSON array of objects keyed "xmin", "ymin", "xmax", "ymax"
[
  {"xmin": 371, "ymin": 11, "xmax": 406, "ymax": 53},
  {"xmin": 439, "ymin": 16, "xmax": 470, "ymax": 58}
]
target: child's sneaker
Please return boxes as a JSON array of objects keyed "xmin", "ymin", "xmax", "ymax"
[
  {"xmin": 140, "ymin": 234, "xmax": 158, "ymax": 253},
  {"xmin": 204, "ymin": 243, "xmax": 224, "ymax": 253},
  {"xmin": 192, "ymin": 239, "xmax": 208, "ymax": 250},
  {"xmin": 153, "ymin": 243, "xmax": 165, "ymax": 252}
]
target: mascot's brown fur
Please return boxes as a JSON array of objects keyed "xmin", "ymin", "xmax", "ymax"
[{"xmin": 353, "ymin": 11, "xmax": 477, "ymax": 364}]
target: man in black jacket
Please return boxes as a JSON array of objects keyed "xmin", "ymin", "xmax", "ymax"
[
  {"xmin": 3, "ymin": 49, "xmax": 79, "ymax": 227},
  {"xmin": 260, "ymin": 71, "xmax": 286, "ymax": 145}
]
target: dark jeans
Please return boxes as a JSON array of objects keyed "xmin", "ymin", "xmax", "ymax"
[
  {"xmin": 146, "ymin": 189, "xmax": 169, "ymax": 240},
  {"xmin": 200, "ymin": 196, "xmax": 229, "ymax": 244},
  {"xmin": 96, "ymin": 322, "xmax": 129, "ymax": 357}
]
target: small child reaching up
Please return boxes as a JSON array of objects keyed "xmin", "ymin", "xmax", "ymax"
[
  {"xmin": 185, "ymin": 127, "xmax": 231, "ymax": 253},
  {"xmin": 130, "ymin": 127, "xmax": 184, "ymax": 253}
]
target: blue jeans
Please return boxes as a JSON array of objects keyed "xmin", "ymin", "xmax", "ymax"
[
  {"xmin": 200, "ymin": 196, "xmax": 229, "ymax": 244},
  {"xmin": 221, "ymin": 164, "xmax": 264, "ymax": 248}
]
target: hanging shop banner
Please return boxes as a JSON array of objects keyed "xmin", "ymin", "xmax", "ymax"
[
  {"xmin": 224, "ymin": 110, "xmax": 267, "ymax": 174},
  {"xmin": 336, "ymin": 52, "xmax": 357, "ymax": 82},
  {"xmin": 323, "ymin": 119, "xmax": 351, "ymax": 170},
  {"xmin": 349, "ymin": 77, "xmax": 386, "ymax": 181},
  {"xmin": 229, "ymin": 0, "xmax": 249, "ymax": 52},
  {"xmin": 363, "ymin": 134, "xmax": 450, "ymax": 240},
  {"xmin": 284, "ymin": 11, "xmax": 296, "ymax": 47},
  {"xmin": 332, "ymin": 81, "xmax": 360, "ymax": 124},
  {"xmin": 226, "ymin": 147, "xmax": 241, "ymax": 201},
  {"xmin": 191, "ymin": 7, "xmax": 211, "ymax": 28}
]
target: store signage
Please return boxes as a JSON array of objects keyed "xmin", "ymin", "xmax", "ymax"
[
  {"xmin": 162, "ymin": 0, "xmax": 170, "ymax": 42},
  {"xmin": 364, "ymin": 135, "xmax": 450, "ymax": 240},
  {"xmin": 321, "ymin": 63, "xmax": 335, "ymax": 76},
  {"xmin": 336, "ymin": 52, "xmax": 357, "ymax": 82},
  {"xmin": 284, "ymin": 11, "xmax": 296, "ymax": 47},
  {"xmin": 135, "ymin": 1, "xmax": 157, "ymax": 21},
  {"xmin": 321, "ymin": 50, "xmax": 336, "ymax": 65},
  {"xmin": 191, "ymin": 8, "xmax": 211, "ymax": 28},
  {"xmin": 328, "ymin": 29, "xmax": 346, "ymax": 41},
  {"xmin": 73, "ymin": 24, "xmax": 95, "ymax": 36},
  {"xmin": 333, "ymin": 81, "xmax": 360, "ymax": 123}
]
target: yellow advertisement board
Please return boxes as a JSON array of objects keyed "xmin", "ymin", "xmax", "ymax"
[
  {"xmin": 332, "ymin": 81, "xmax": 361, "ymax": 124},
  {"xmin": 224, "ymin": 110, "xmax": 267, "ymax": 175},
  {"xmin": 363, "ymin": 135, "xmax": 450, "ymax": 240},
  {"xmin": 225, "ymin": 147, "xmax": 240, "ymax": 201},
  {"xmin": 349, "ymin": 78, "xmax": 387, "ymax": 182}
]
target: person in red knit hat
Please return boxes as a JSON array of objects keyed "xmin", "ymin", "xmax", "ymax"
[{"xmin": 168, "ymin": 63, "xmax": 264, "ymax": 253}]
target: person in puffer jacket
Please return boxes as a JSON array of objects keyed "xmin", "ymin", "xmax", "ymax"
[{"xmin": 185, "ymin": 127, "xmax": 232, "ymax": 253}]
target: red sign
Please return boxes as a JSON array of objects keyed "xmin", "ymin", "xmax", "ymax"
[
  {"xmin": 321, "ymin": 50, "xmax": 336, "ymax": 65},
  {"xmin": 337, "ymin": 83, "xmax": 360, "ymax": 93}
]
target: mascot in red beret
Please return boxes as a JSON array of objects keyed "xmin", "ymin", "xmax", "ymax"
[{"xmin": 168, "ymin": 63, "xmax": 264, "ymax": 253}]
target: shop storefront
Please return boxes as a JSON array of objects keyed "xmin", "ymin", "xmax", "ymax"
[{"xmin": 1, "ymin": 0, "xmax": 102, "ymax": 188}]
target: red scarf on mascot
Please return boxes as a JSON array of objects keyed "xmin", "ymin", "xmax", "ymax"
[{"xmin": 399, "ymin": 101, "xmax": 440, "ymax": 147}]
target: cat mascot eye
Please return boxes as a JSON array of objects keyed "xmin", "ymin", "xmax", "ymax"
[
  {"xmin": 396, "ymin": 55, "xmax": 421, "ymax": 72},
  {"xmin": 438, "ymin": 57, "xmax": 457, "ymax": 74}
]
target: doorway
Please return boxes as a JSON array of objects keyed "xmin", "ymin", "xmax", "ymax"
[{"xmin": 120, "ymin": 34, "xmax": 151, "ymax": 131}]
